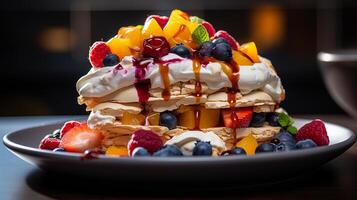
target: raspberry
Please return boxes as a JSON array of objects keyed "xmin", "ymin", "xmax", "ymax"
[
  {"xmin": 39, "ymin": 136, "xmax": 60, "ymax": 150},
  {"xmin": 89, "ymin": 41, "xmax": 111, "ymax": 68},
  {"xmin": 127, "ymin": 129, "xmax": 163, "ymax": 155},
  {"xmin": 60, "ymin": 121, "xmax": 81, "ymax": 138},
  {"xmin": 296, "ymin": 119, "xmax": 329, "ymax": 146}
]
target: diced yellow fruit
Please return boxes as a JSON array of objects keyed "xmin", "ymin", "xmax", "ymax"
[
  {"xmin": 239, "ymin": 42, "xmax": 260, "ymax": 63},
  {"xmin": 118, "ymin": 26, "xmax": 143, "ymax": 50},
  {"xmin": 177, "ymin": 105, "xmax": 194, "ymax": 114},
  {"xmin": 236, "ymin": 134, "xmax": 258, "ymax": 155},
  {"xmin": 178, "ymin": 109, "xmax": 195, "ymax": 129},
  {"xmin": 199, "ymin": 107, "xmax": 220, "ymax": 129},
  {"xmin": 142, "ymin": 18, "xmax": 165, "ymax": 40},
  {"xmin": 232, "ymin": 50, "xmax": 254, "ymax": 66},
  {"xmin": 106, "ymin": 146, "xmax": 128, "ymax": 157},
  {"xmin": 147, "ymin": 112, "xmax": 160, "ymax": 125},
  {"xmin": 106, "ymin": 37, "xmax": 132, "ymax": 59},
  {"xmin": 164, "ymin": 9, "xmax": 196, "ymax": 46},
  {"xmin": 121, "ymin": 112, "xmax": 145, "ymax": 125}
]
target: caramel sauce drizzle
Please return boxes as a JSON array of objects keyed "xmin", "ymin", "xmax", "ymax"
[
  {"xmin": 192, "ymin": 59, "xmax": 202, "ymax": 103},
  {"xmin": 193, "ymin": 105, "xmax": 201, "ymax": 130},
  {"xmin": 159, "ymin": 63, "xmax": 171, "ymax": 101}
]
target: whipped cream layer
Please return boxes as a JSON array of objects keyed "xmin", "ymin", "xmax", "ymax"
[{"xmin": 77, "ymin": 53, "xmax": 284, "ymax": 102}]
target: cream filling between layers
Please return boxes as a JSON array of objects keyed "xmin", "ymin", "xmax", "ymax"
[{"xmin": 76, "ymin": 53, "xmax": 284, "ymax": 102}]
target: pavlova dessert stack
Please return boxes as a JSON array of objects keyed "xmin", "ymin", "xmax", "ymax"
[{"xmin": 38, "ymin": 10, "xmax": 330, "ymax": 157}]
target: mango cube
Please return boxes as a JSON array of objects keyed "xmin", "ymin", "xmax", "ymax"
[
  {"xmin": 106, "ymin": 146, "xmax": 128, "ymax": 157},
  {"xmin": 106, "ymin": 37, "xmax": 132, "ymax": 59},
  {"xmin": 118, "ymin": 26, "xmax": 143, "ymax": 50},
  {"xmin": 142, "ymin": 18, "xmax": 165, "ymax": 40},
  {"xmin": 121, "ymin": 112, "xmax": 145, "ymax": 125},
  {"xmin": 236, "ymin": 134, "xmax": 258, "ymax": 155},
  {"xmin": 199, "ymin": 107, "xmax": 220, "ymax": 129}
]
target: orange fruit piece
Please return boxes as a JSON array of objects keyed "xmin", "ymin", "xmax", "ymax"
[
  {"xmin": 118, "ymin": 26, "xmax": 143, "ymax": 51},
  {"xmin": 239, "ymin": 42, "xmax": 260, "ymax": 63},
  {"xmin": 142, "ymin": 18, "xmax": 165, "ymax": 40},
  {"xmin": 106, "ymin": 146, "xmax": 128, "ymax": 157},
  {"xmin": 232, "ymin": 50, "xmax": 254, "ymax": 66},
  {"xmin": 199, "ymin": 107, "xmax": 220, "ymax": 129},
  {"xmin": 106, "ymin": 37, "xmax": 132, "ymax": 59},
  {"xmin": 121, "ymin": 112, "xmax": 145, "ymax": 125},
  {"xmin": 235, "ymin": 134, "xmax": 258, "ymax": 155}
]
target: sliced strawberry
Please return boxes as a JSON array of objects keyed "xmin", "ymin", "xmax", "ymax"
[
  {"xmin": 202, "ymin": 21, "xmax": 216, "ymax": 37},
  {"xmin": 145, "ymin": 15, "xmax": 169, "ymax": 29},
  {"xmin": 60, "ymin": 120, "xmax": 81, "ymax": 138},
  {"xmin": 222, "ymin": 107, "xmax": 253, "ymax": 128},
  {"xmin": 60, "ymin": 123, "xmax": 103, "ymax": 153},
  {"xmin": 213, "ymin": 30, "xmax": 239, "ymax": 50}
]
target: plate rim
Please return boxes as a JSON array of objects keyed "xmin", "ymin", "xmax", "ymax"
[{"xmin": 3, "ymin": 118, "xmax": 356, "ymax": 164}]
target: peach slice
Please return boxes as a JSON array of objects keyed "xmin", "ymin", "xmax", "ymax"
[
  {"xmin": 239, "ymin": 42, "xmax": 260, "ymax": 63},
  {"xmin": 199, "ymin": 107, "xmax": 220, "ymax": 129},
  {"xmin": 232, "ymin": 50, "xmax": 254, "ymax": 66}
]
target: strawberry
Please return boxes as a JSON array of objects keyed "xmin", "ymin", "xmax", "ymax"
[
  {"xmin": 60, "ymin": 120, "xmax": 81, "ymax": 138},
  {"xmin": 39, "ymin": 135, "xmax": 60, "ymax": 150},
  {"xmin": 145, "ymin": 15, "xmax": 169, "ymax": 29},
  {"xmin": 89, "ymin": 41, "xmax": 111, "ymax": 68},
  {"xmin": 296, "ymin": 119, "xmax": 329, "ymax": 146},
  {"xmin": 60, "ymin": 123, "xmax": 103, "ymax": 153},
  {"xmin": 127, "ymin": 129, "xmax": 163, "ymax": 155},
  {"xmin": 213, "ymin": 30, "xmax": 239, "ymax": 50},
  {"xmin": 222, "ymin": 107, "xmax": 253, "ymax": 128},
  {"xmin": 202, "ymin": 21, "xmax": 216, "ymax": 37}
]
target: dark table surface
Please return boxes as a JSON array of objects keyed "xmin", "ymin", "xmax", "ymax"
[{"xmin": 1, "ymin": 115, "xmax": 357, "ymax": 200}]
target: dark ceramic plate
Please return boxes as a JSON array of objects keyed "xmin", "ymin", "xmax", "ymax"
[{"xmin": 3, "ymin": 119, "xmax": 356, "ymax": 183}]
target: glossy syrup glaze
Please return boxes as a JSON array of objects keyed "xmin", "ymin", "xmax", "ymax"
[{"xmin": 133, "ymin": 58, "xmax": 151, "ymax": 103}]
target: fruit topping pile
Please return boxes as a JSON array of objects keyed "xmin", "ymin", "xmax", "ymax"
[
  {"xmin": 39, "ymin": 118, "xmax": 329, "ymax": 158},
  {"xmin": 88, "ymin": 9, "xmax": 260, "ymax": 68}
]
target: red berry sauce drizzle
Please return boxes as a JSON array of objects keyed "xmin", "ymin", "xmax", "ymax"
[{"xmin": 133, "ymin": 58, "xmax": 151, "ymax": 103}]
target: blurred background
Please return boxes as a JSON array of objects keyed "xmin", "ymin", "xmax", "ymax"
[{"xmin": 0, "ymin": 0, "xmax": 356, "ymax": 116}]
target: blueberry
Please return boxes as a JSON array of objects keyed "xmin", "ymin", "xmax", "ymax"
[
  {"xmin": 103, "ymin": 54, "xmax": 119, "ymax": 66},
  {"xmin": 171, "ymin": 44, "xmax": 191, "ymax": 58},
  {"xmin": 267, "ymin": 113, "xmax": 279, "ymax": 126},
  {"xmin": 53, "ymin": 147, "xmax": 65, "ymax": 152},
  {"xmin": 132, "ymin": 147, "xmax": 151, "ymax": 157},
  {"xmin": 193, "ymin": 141, "xmax": 212, "ymax": 156},
  {"xmin": 231, "ymin": 147, "xmax": 246, "ymax": 155},
  {"xmin": 198, "ymin": 41, "xmax": 215, "ymax": 57},
  {"xmin": 255, "ymin": 143, "xmax": 276, "ymax": 153},
  {"xmin": 51, "ymin": 129, "xmax": 61, "ymax": 139},
  {"xmin": 212, "ymin": 43, "xmax": 232, "ymax": 62},
  {"xmin": 274, "ymin": 129, "xmax": 296, "ymax": 144},
  {"xmin": 159, "ymin": 112, "xmax": 177, "ymax": 130},
  {"xmin": 275, "ymin": 142, "xmax": 296, "ymax": 152},
  {"xmin": 250, "ymin": 112, "xmax": 266, "ymax": 127},
  {"xmin": 212, "ymin": 37, "xmax": 229, "ymax": 45},
  {"xmin": 296, "ymin": 139, "xmax": 317, "ymax": 149},
  {"xmin": 153, "ymin": 145, "xmax": 183, "ymax": 157}
]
